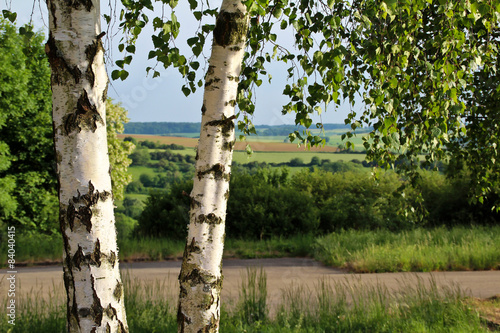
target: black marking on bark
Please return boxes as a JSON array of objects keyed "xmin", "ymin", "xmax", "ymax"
[
  {"xmin": 64, "ymin": 90, "xmax": 104, "ymax": 134},
  {"xmin": 201, "ymin": 104, "xmax": 207, "ymax": 115},
  {"xmin": 177, "ymin": 307, "xmax": 191, "ymax": 332},
  {"xmin": 104, "ymin": 303, "xmax": 118, "ymax": 320},
  {"xmin": 103, "ymin": 80, "xmax": 109, "ymax": 103},
  {"xmin": 78, "ymin": 307, "xmax": 91, "ymax": 317},
  {"xmin": 179, "ymin": 285, "xmax": 188, "ymax": 298},
  {"xmin": 91, "ymin": 327, "xmax": 97, "ymax": 333},
  {"xmin": 224, "ymin": 100, "xmax": 237, "ymax": 107},
  {"xmin": 187, "ymin": 237, "xmax": 202, "ymax": 254},
  {"xmin": 64, "ymin": 261, "xmax": 81, "ymax": 329},
  {"xmin": 105, "ymin": 323, "xmax": 111, "ymax": 333},
  {"xmin": 109, "ymin": 251, "xmax": 117, "ymax": 268},
  {"xmin": 229, "ymin": 46, "xmax": 242, "ymax": 52},
  {"xmin": 85, "ymin": 42, "xmax": 97, "ymax": 87},
  {"xmin": 45, "ymin": 34, "xmax": 82, "ymax": 85},
  {"xmin": 118, "ymin": 319, "xmax": 128, "ymax": 333},
  {"xmin": 49, "ymin": 1, "xmax": 57, "ymax": 28},
  {"xmin": 199, "ymin": 313, "xmax": 219, "ymax": 332},
  {"xmin": 197, "ymin": 163, "xmax": 230, "ymax": 181},
  {"xmin": 60, "ymin": 206, "xmax": 81, "ymax": 330},
  {"xmin": 199, "ymin": 292, "xmax": 215, "ymax": 310},
  {"xmin": 190, "ymin": 197, "xmax": 202, "ymax": 210},
  {"xmin": 224, "ymin": 190, "xmax": 230, "ymax": 200},
  {"xmin": 179, "ymin": 267, "xmax": 223, "ymax": 294},
  {"xmin": 67, "ymin": 0, "xmax": 93, "ymax": 11},
  {"xmin": 61, "ymin": 214, "xmax": 81, "ymax": 329},
  {"xmin": 114, "ymin": 280, "xmax": 123, "ymax": 301},
  {"xmin": 205, "ymin": 76, "xmax": 221, "ymax": 88},
  {"xmin": 213, "ymin": 10, "xmax": 248, "ymax": 47},
  {"xmin": 78, "ymin": 206, "xmax": 93, "ymax": 232},
  {"xmin": 66, "ymin": 204, "xmax": 76, "ymax": 231},
  {"xmin": 205, "ymin": 115, "xmax": 236, "ymax": 138},
  {"xmin": 66, "ymin": 181, "xmax": 112, "ymax": 233},
  {"xmin": 195, "ymin": 213, "xmax": 223, "ymax": 225},
  {"xmin": 222, "ymin": 141, "xmax": 234, "ymax": 152},
  {"xmin": 91, "ymin": 275, "xmax": 104, "ymax": 325},
  {"xmin": 90, "ymin": 239, "xmax": 102, "ymax": 266},
  {"xmin": 55, "ymin": 150, "xmax": 62, "ymax": 164},
  {"xmin": 206, "ymin": 65, "xmax": 215, "ymax": 77},
  {"xmin": 72, "ymin": 245, "xmax": 85, "ymax": 271}
]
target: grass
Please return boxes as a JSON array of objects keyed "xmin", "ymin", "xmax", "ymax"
[
  {"xmin": 3, "ymin": 227, "xmax": 499, "ymax": 273},
  {"xmin": 0, "ymin": 234, "xmax": 314, "ymax": 266},
  {"xmin": 128, "ymin": 165, "xmax": 157, "ymax": 181},
  {"xmin": 0, "ymin": 267, "xmax": 495, "ymax": 332},
  {"xmin": 313, "ymin": 225, "xmax": 500, "ymax": 273}
]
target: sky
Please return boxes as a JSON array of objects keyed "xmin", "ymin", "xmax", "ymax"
[{"xmin": 6, "ymin": 1, "xmax": 352, "ymax": 126}]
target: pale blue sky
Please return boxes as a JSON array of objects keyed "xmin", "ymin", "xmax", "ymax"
[{"xmin": 6, "ymin": 1, "xmax": 352, "ymax": 125}]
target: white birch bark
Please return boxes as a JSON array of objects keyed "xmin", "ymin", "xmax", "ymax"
[
  {"xmin": 46, "ymin": 1, "xmax": 128, "ymax": 332},
  {"xmin": 177, "ymin": 1, "xmax": 249, "ymax": 332}
]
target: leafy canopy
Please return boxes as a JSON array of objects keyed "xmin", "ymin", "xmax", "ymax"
[{"xmin": 115, "ymin": 0, "xmax": 499, "ymax": 208}]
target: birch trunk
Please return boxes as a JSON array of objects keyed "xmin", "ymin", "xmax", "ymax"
[
  {"xmin": 46, "ymin": 1, "xmax": 128, "ymax": 332},
  {"xmin": 177, "ymin": 1, "xmax": 249, "ymax": 332}
]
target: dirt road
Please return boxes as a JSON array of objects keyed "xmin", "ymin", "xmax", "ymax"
[{"xmin": 2, "ymin": 258, "xmax": 499, "ymax": 311}]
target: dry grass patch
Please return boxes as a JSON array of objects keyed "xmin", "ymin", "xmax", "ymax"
[{"xmin": 467, "ymin": 295, "xmax": 500, "ymax": 331}]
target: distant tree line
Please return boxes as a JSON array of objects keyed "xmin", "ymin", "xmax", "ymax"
[
  {"xmin": 124, "ymin": 137, "xmax": 184, "ymax": 150},
  {"xmin": 124, "ymin": 122, "xmax": 361, "ymax": 136}
]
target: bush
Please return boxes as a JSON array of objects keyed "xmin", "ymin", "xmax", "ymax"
[
  {"xmin": 135, "ymin": 181, "xmax": 192, "ymax": 239},
  {"xmin": 126, "ymin": 180, "xmax": 146, "ymax": 193},
  {"xmin": 130, "ymin": 147, "xmax": 150, "ymax": 166},
  {"xmin": 291, "ymin": 169, "xmax": 415, "ymax": 232},
  {"xmin": 226, "ymin": 169, "xmax": 320, "ymax": 239},
  {"xmin": 115, "ymin": 213, "xmax": 138, "ymax": 240}
]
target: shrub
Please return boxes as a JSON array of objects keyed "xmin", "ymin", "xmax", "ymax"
[
  {"xmin": 135, "ymin": 181, "xmax": 192, "ymax": 239},
  {"xmin": 226, "ymin": 169, "xmax": 320, "ymax": 239}
]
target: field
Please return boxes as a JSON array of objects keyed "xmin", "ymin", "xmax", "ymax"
[
  {"xmin": 118, "ymin": 134, "xmax": 340, "ymax": 152},
  {"xmin": 232, "ymin": 151, "xmax": 365, "ymax": 164}
]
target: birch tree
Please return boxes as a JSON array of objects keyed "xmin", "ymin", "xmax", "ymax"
[
  {"xmin": 46, "ymin": 0, "xmax": 128, "ymax": 331},
  {"xmin": 176, "ymin": 1, "xmax": 249, "ymax": 331}
]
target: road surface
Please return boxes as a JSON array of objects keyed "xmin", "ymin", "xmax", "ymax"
[{"xmin": 2, "ymin": 258, "xmax": 499, "ymax": 312}]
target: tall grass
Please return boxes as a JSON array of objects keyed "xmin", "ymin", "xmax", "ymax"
[
  {"xmin": 237, "ymin": 267, "xmax": 268, "ymax": 324},
  {"xmin": 0, "ymin": 268, "xmax": 492, "ymax": 332},
  {"xmin": 224, "ymin": 234, "xmax": 314, "ymax": 259},
  {"xmin": 1, "ymin": 234, "xmax": 315, "ymax": 266},
  {"xmin": 0, "ymin": 233, "xmax": 63, "ymax": 265},
  {"xmin": 3, "ymin": 226, "xmax": 499, "ymax": 273},
  {"xmin": 314, "ymin": 226, "xmax": 500, "ymax": 272}
]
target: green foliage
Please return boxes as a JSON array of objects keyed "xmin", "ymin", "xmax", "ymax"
[
  {"xmin": 135, "ymin": 181, "xmax": 192, "ymax": 239},
  {"xmin": 227, "ymin": 168, "xmax": 320, "ymax": 239},
  {"xmin": 115, "ymin": 213, "xmax": 139, "ymax": 241},
  {"xmin": 0, "ymin": 20, "xmax": 137, "ymax": 234},
  {"xmin": 119, "ymin": 0, "xmax": 500, "ymax": 211},
  {"xmin": 129, "ymin": 147, "xmax": 151, "ymax": 166},
  {"xmin": 106, "ymin": 99, "xmax": 135, "ymax": 201},
  {"xmin": 133, "ymin": 165, "xmax": 498, "ymax": 240},
  {"xmin": 0, "ymin": 19, "xmax": 57, "ymax": 233},
  {"xmin": 291, "ymin": 169, "xmax": 417, "ymax": 231}
]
